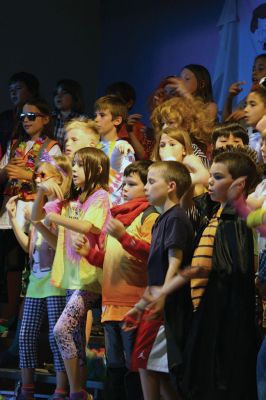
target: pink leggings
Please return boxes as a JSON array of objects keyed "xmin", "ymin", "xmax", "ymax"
[{"xmin": 53, "ymin": 289, "xmax": 99, "ymax": 364}]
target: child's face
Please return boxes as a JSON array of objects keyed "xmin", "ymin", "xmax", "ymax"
[
  {"xmin": 261, "ymin": 139, "xmax": 266, "ymax": 164},
  {"xmin": 65, "ymin": 129, "xmax": 98, "ymax": 159},
  {"xmin": 244, "ymin": 92, "xmax": 266, "ymax": 127},
  {"xmin": 122, "ymin": 173, "xmax": 145, "ymax": 201},
  {"xmin": 54, "ymin": 86, "xmax": 73, "ymax": 112},
  {"xmin": 252, "ymin": 57, "xmax": 266, "ymax": 85},
  {"xmin": 159, "ymin": 133, "xmax": 186, "ymax": 161},
  {"xmin": 35, "ymin": 164, "xmax": 60, "ymax": 188},
  {"xmin": 180, "ymin": 68, "xmax": 198, "ymax": 94},
  {"xmin": 94, "ymin": 109, "xmax": 121, "ymax": 137},
  {"xmin": 21, "ymin": 104, "xmax": 49, "ymax": 138},
  {"xmin": 145, "ymin": 167, "xmax": 170, "ymax": 206},
  {"xmin": 9, "ymin": 81, "xmax": 31, "ymax": 107},
  {"xmin": 72, "ymin": 156, "xmax": 85, "ymax": 190},
  {"xmin": 208, "ymin": 162, "xmax": 234, "ymax": 206},
  {"xmin": 215, "ymin": 134, "xmax": 244, "ymax": 149}
]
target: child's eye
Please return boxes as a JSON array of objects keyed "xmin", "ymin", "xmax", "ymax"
[{"xmin": 159, "ymin": 143, "xmax": 165, "ymax": 147}]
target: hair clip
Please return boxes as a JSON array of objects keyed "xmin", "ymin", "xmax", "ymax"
[{"xmin": 40, "ymin": 151, "xmax": 67, "ymax": 176}]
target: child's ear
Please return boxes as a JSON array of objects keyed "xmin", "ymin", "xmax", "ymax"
[
  {"xmin": 43, "ymin": 115, "xmax": 50, "ymax": 126},
  {"xmin": 168, "ymin": 181, "xmax": 177, "ymax": 194},
  {"xmin": 113, "ymin": 116, "xmax": 122, "ymax": 127}
]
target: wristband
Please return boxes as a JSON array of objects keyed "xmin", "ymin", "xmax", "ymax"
[{"xmin": 246, "ymin": 208, "xmax": 266, "ymax": 228}]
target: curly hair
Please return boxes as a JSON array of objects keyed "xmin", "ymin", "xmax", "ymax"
[{"xmin": 150, "ymin": 96, "xmax": 213, "ymax": 147}]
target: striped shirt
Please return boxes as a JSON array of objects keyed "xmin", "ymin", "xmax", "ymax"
[{"xmin": 191, "ymin": 206, "xmax": 223, "ymax": 310}]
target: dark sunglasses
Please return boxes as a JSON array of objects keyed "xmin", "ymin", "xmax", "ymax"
[{"xmin": 19, "ymin": 112, "xmax": 44, "ymax": 122}]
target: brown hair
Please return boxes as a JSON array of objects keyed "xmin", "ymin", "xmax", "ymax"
[
  {"xmin": 94, "ymin": 95, "xmax": 127, "ymax": 125},
  {"xmin": 71, "ymin": 147, "xmax": 109, "ymax": 203},
  {"xmin": 149, "ymin": 161, "xmax": 192, "ymax": 198},
  {"xmin": 153, "ymin": 127, "xmax": 193, "ymax": 161}
]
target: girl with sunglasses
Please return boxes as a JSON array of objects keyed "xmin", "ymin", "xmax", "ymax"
[
  {"xmin": 0, "ymin": 98, "xmax": 61, "ymax": 349},
  {"xmin": 5, "ymin": 154, "xmax": 72, "ymax": 400}
]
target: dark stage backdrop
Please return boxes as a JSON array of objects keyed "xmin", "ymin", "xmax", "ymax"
[{"xmin": 0, "ymin": 0, "xmax": 224, "ymax": 119}]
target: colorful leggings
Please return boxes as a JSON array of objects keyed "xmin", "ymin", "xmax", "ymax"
[
  {"xmin": 53, "ymin": 289, "xmax": 99, "ymax": 365},
  {"xmin": 19, "ymin": 296, "xmax": 66, "ymax": 370}
]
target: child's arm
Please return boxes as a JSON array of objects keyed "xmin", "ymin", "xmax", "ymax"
[
  {"xmin": 222, "ymin": 81, "xmax": 246, "ymax": 121},
  {"xmin": 33, "ymin": 221, "xmax": 58, "ymax": 250},
  {"xmin": 183, "ymin": 154, "xmax": 209, "ymax": 187},
  {"xmin": 31, "ymin": 180, "xmax": 64, "ymax": 222},
  {"xmin": 73, "ymin": 235, "xmax": 104, "ymax": 267},
  {"xmin": 45, "ymin": 212, "xmax": 98, "ymax": 235},
  {"xmin": 106, "ymin": 218, "xmax": 151, "ymax": 262},
  {"xmin": 6, "ymin": 196, "xmax": 29, "ymax": 252}
]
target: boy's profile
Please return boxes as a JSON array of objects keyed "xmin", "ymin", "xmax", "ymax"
[
  {"xmin": 124, "ymin": 161, "xmax": 194, "ymax": 400},
  {"xmin": 64, "ymin": 118, "xmax": 100, "ymax": 159},
  {"xmin": 94, "ymin": 95, "xmax": 135, "ymax": 204},
  {"xmin": 143, "ymin": 149, "xmax": 258, "ymax": 399}
]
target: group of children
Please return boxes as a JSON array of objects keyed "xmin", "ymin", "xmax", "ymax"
[{"xmin": 1, "ymin": 57, "xmax": 266, "ymax": 400}]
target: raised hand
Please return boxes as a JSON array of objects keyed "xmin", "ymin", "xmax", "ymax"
[{"xmin": 5, "ymin": 195, "xmax": 19, "ymax": 218}]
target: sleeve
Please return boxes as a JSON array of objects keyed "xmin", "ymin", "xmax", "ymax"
[
  {"xmin": 139, "ymin": 212, "xmax": 158, "ymax": 244},
  {"xmin": 48, "ymin": 144, "xmax": 62, "ymax": 156},
  {"xmin": 83, "ymin": 191, "xmax": 110, "ymax": 230},
  {"xmin": 44, "ymin": 199, "xmax": 63, "ymax": 215},
  {"xmin": 86, "ymin": 248, "xmax": 105, "ymax": 267},
  {"xmin": 120, "ymin": 232, "xmax": 150, "ymax": 263},
  {"xmin": 0, "ymin": 142, "xmax": 11, "ymax": 168},
  {"xmin": 164, "ymin": 216, "xmax": 190, "ymax": 252}
]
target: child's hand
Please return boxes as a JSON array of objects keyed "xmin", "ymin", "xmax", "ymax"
[
  {"xmin": 73, "ymin": 235, "xmax": 91, "ymax": 257},
  {"xmin": 24, "ymin": 205, "xmax": 32, "ymax": 222},
  {"xmin": 122, "ymin": 307, "xmax": 142, "ymax": 331},
  {"xmin": 126, "ymin": 114, "xmax": 142, "ymax": 133},
  {"xmin": 9, "ymin": 157, "xmax": 26, "ymax": 167},
  {"xmin": 38, "ymin": 180, "xmax": 64, "ymax": 201},
  {"xmin": 145, "ymin": 296, "xmax": 165, "ymax": 321},
  {"xmin": 115, "ymin": 140, "xmax": 135, "ymax": 155},
  {"xmin": 256, "ymin": 115, "xmax": 266, "ymax": 133},
  {"xmin": 227, "ymin": 177, "xmax": 247, "ymax": 204},
  {"xmin": 106, "ymin": 218, "xmax": 126, "ymax": 239},
  {"xmin": 164, "ymin": 76, "xmax": 190, "ymax": 97},
  {"xmin": 5, "ymin": 195, "xmax": 19, "ymax": 218},
  {"xmin": 228, "ymin": 81, "xmax": 246, "ymax": 98},
  {"xmin": 44, "ymin": 212, "xmax": 56, "ymax": 225},
  {"xmin": 5, "ymin": 164, "xmax": 31, "ymax": 181},
  {"xmin": 225, "ymin": 109, "xmax": 246, "ymax": 122}
]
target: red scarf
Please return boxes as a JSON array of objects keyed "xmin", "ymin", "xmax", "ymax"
[{"xmin": 111, "ymin": 197, "xmax": 150, "ymax": 226}]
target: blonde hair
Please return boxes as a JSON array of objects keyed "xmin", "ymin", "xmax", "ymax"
[
  {"xmin": 65, "ymin": 118, "xmax": 100, "ymax": 144},
  {"xmin": 153, "ymin": 127, "xmax": 193, "ymax": 161},
  {"xmin": 35, "ymin": 155, "xmax": 72, "ymax": 198},
  {"xmin": 150, "ymin": 96, "xmax": 213, "ymax": 146}
]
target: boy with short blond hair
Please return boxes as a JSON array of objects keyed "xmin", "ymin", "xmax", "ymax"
[{"xmin": 64, "ymin": 117, "xmax": 100, "ymax": 159}]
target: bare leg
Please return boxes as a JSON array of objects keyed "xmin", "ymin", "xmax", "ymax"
[
  {"xmin": 21, "ymin": 368, "xmax": 34, "ymax": 385},
  {"xmin": 139, "ymin": 369, "xmax": 160, "ymax": 400},
  {"xmin": 159, "ymin": 372, "xmax": 180, "ymax": 400},
  {"xmin": 85, "ymin": 310, "xmax": 92, "ymax": 346},
  {"xmin": 55, "ymin": 370, "xmax": 68, "ymax": 392},
  {"xmin": 64, "ymin": 357, "xmax": 82, "ymax": 394}
]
